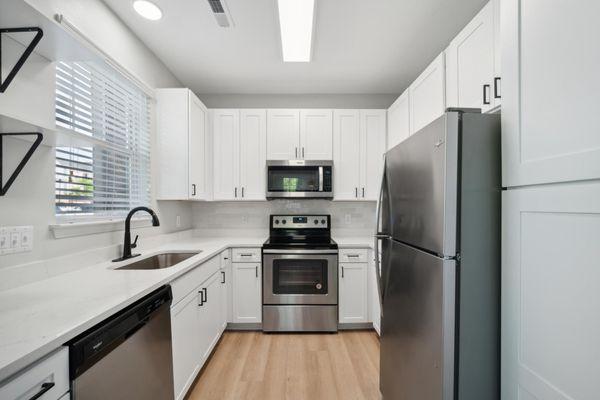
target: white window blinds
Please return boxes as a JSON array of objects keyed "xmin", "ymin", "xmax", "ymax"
[{"xmin": 55, "ymin": 61, "xmax": 151, "ymax": 218}]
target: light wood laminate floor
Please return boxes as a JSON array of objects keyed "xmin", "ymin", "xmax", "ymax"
[{"xmin": 187, "ymin": 331, "xmax": 381, "ymax": 400}]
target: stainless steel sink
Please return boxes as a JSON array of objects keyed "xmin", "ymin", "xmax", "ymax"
[{"xmin": 116, "ymin": 252, "xmax": 200, "ymax": 270}]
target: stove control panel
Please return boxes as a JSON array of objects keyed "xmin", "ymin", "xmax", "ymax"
[{"xmin": 271, "ymin": 215, "xmax": 329, "ymax": 229}]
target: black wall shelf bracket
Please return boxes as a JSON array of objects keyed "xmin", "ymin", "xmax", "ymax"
[
  {"xmin": 0, "ymin": 27, "xmax": 44, "ymax": 93},
  {"xmin": 0, "ymin": 132, "xmax": 43, "ymax": 196}
]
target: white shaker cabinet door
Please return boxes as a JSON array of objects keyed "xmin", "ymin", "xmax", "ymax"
[
  {"xmin": 360, "ymin": 110, "xmax": 386, "ymax": 201},
  {"xmin": 267, "ymin": 109, "xmax": 300, "ymax": 160},
  {"xmin": 339, "ymin": 263, "xmax": 368, "ymax": 323},
  {"xmin": 409, "ymin": 53, "xmax": 446, "ymax": 135},
  {"xmin": 188, "ymin": 93, "xmax": 208, "ymax": 199},
  {"xmin": 502, "ymin": 182, "xmax": 600, "ymax": 400},
  {"xmin": 446, "ymin": 1, "xmax": 495, "ymax": 112},
  {"xmin": 239, "ymin": 109, "xmax": 267, "ymax": 200},
  {"xmin": 333, "ymin": 110, "xmax": 361, "ymax": 200},
  {"xmin": 387, "ymin": 89, "xmax": 410, "ymax": 150},
  {"xmin": 300, "ymin": 109, "xmax": 333, "ymax": 160},
  {"xmin": 212, "ymin": 109, "xmax": 240, "ymax": 200},
  {"xmin": 502, "ymin": 0, "xmax": 600, "ymax": 187},
  {"xmin": 232, "ymin": 263, "xmax": 262, "ymax": 323}
]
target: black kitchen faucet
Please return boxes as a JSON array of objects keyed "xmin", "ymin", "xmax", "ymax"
[{"xmin": 113, "ymin": 207, "xmax": 160, "ymax": 262}]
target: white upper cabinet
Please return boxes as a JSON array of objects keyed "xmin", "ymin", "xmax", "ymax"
[
  {"xmin": 387, "ymin": 89, "xmax": 411, "ymax": 150},
  {"xmin": 333, "ymin": 110, "xmax": 386, "ymax": 201},
  {"xmin": 300, "ymin": 110, "xmax": 333, "ymax": 160},
  {"xmin": 212, "ymin": 109, "xmax": 240, "ymax": 201},
  {"xmin": 239, "ymin": 109, "xmax": 267, "ymax": 200},
  {"xmin": 157, "ymin": 89, "xmax": 209, "ymax": 201},
  {"xmin": 213, "ymin": 109, "xmax": 266, "ymax": 200},
  {"xmin": 502, "ymin": 0, "xmax": 600, "ymax": 187},
  {"xmin": 267, "ymin": 109, "xmax": 300, "ymax": 160},
  {"xmin": 360, "ymin": 110, "xmax": 387, "ymax": 200},
  {"xmin": 409, "ymin": 53, "xmax": 446, "ymax": 135},
  {"xmin": 333, "ymin": 110, "xmax": 361, "ymax": 200},
  {"xmin": 446, "ymin": 1, "xmax": 497, "ymax": 112}
]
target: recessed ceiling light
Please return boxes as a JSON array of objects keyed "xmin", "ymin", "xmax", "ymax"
[
  {"xmin": 277, "ymin": 0, "xmax": 315, "ymax": 62},
  {"xmin": 133, "ymin": 0, "xmax": 163, "ymax": 21}
]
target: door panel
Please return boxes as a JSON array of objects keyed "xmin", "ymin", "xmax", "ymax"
[
  {"xmin": 380, "ymin": 240, "xmax": 456, "ymax": 400},
  {"xmin": 333, "ymin": 110, "xmax": 361, "ymax": 200},
  {"xmin": 387, "ymin": 90, "xmax": 411, "ymax": 150},
  {"xmin": 360, "ymin": 110, "xmax": 386, "ymax": 200},
  {"xmin": 300, "ymin": 110, "xmax": 333, "ymax": 160},
  {"xmin": 339, "ymin": 263, "xmax": 368, "ymax": 323},
  {"xmin": 409, "ymin": 53, "xmax": 446, "ymax": 135},
  {"xmin": 213, "ymin": 109, "xmax": 239, "ymax": 200},
  {"xmin": 386, "ymin": 113, "xmax": 458, "ymax": 256},
  {"xmin": 239, "ymin": 109, "xmax": 266, "ymax": 200},
  {"xmin": 267, "ymin": 109, "xmax": 300, "ymax": 160},
  {"xmin": 188, "ymin": 94, "xmax": 207, "ymax": 199},
  {"xmin": 232, "ymin": 263, "xmax": 262, "ymax": 323}
]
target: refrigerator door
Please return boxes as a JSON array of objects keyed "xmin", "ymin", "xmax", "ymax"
[
  {"xmin": 380, "ymin": 239, "xmax": 456, "ymax": 400},
  {"xmin": 386, "ymin": 113, "xmax": 459, "ymax": 257},
  {"xmin": 374, "ymin": 157, "xmax": 392, "ymax": 312}
]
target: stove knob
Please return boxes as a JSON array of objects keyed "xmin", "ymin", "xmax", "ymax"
[
  {"xmin": 314, "ymin": 219, "xmax": 319, "ymax": 225},
  {"xmin": 274, "ymin": 219, "xmax": 279, "ymax": 225},
  {"xmin": 282, "ymin": 219, "xmax": 287, "ymax": 225},
  {"xmin": 321, "ymin": 219, "xmax": 326, "ymax": 225}
]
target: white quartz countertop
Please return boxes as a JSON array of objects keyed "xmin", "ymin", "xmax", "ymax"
[{"xmin": 0, "ymin": 235, "xmax": 372, "ymax": 383}]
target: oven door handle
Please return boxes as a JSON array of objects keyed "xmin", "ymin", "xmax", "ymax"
[{"xmin": 262, "ymin": 249, "xmax": 339, "ymax": 255}]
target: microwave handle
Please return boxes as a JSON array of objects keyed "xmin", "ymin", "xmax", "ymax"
[{"xmin": 319, "ymin": 167, "xmax": 323, "ymax": 191}]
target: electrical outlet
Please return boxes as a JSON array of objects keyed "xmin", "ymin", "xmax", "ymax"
[
  {"xmin": 345, "ymin": 214, "xmax": 352, "ymax": 225},
  {"xmin": 176, "ymin": 215, "xmax": 181, "ymax": 228},
  {"xmin": 10, "ymin": 231, "xmax": 21, "ymax": 249},
  {"xmin": 20, "ymin": 227, "xmax": 33, "ymax": 250},
  {"xmin": 0, "ymin": 226, "xmax": 34, "ymax": 255},
  {"xmin": 0, "ymin": 230, "xmax": 9, "ymax": 250}
]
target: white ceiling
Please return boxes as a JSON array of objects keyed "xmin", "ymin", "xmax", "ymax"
[{"xmin": 103, "ymin": 0, "xmax": 487, "ymax": 95}]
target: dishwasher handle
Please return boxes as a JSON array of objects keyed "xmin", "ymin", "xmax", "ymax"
[{"xmin": 68, "ymin": 285, "xmax": 172, "ymax": 379}]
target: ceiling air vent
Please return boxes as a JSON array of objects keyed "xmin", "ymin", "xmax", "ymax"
[{"xmin": 207, "ymin": 0, "xmax": 234, "ymax": 27}]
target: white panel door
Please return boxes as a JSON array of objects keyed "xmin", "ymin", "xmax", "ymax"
[
  {"xmin": 188, "ymin": 93, "xmax": 208, "ymax": 200},
  {"xmin": 239, "ymin": 109, "xmax": 266, "ymax": 200},
  {"xmin": 232, "ymin": 263, "xmax": 262, "ymax": 323},
  {"xmin": 360, "ymin": 110, "xmax": 386, "ymax": 201},
  {"xmin": 387, "ymin": 89, "xmax": 410, "ymax": 150},
  {"xmin": 171, "ymin": 290, "xmax": 201, "ymax": 400},
  {"xmin": 502, "ymin": 0, "xmax": 600, "ymax": 187},
  {"xmin": 333, "ymin": 110, "xmax": 361, "ymax": 200},
  {"xmin": 200, "ymin": 272, "xmax": 223, "ymax": 363},
  {"xmin": 502, "ymin": 182, "xmax": 600, "ymax": 400},
  {"xmin": 267, "ymin": 109, "xmax": 300, "ymax": 160},
  {"xmin": 300, "ymin": 109, "xmax": 333, "ymax": 160},
  {"xmin": 212, "ymin": 109, "xmax": 240, "ymax": 200},
  {"xmin": 339, "ymin": 263, "xmax": 368, "ymax": 323},
  {"xmin": 446, "ymin": 1, "xmax": 495, "ymax": 112},
  {"xmin": 409, "ymin": 53, "xmax": 446, "ymax": 135},
  {"xmin": 492, "ymin": 0, "xmax": 501, "ymax": 108}
]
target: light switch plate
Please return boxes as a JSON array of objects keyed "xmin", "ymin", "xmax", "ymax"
[{"xmin": 0, "ymin": 226, "xmax": 34, "ymax": 255}]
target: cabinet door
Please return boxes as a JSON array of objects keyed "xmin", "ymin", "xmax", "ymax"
[
  {"xmin": 333, "ymin": 110, "xmax": 361, "ymax": 200},
  {"xmin": 188, "ymin": 93, "xmax": 208, "ymax": 199},
  {"xmin": 502, "ymin": 0, "xmax": 600, "ymax": 187},
  {"xmin": 492, "ymin": 0, "xmax": 501, "ymax": 108},
  {"xmin": 171, "ymin": 290, "xmax": 202, "ymax": 400},
  {"xmin": 502, "ymin": 182, "xmax": 600, "ymax": 400},
  {"xmin": 387, "ymin": 89, "xmax": 410, "ymax": 150},
  {"xmin": 199, "ymin": 272, "xmax": 223, "ymax": 363},
  {"xmin": 232, "ymin": 262, "xmax": 262, "ymax": 323},
  {"xmin": 212, "ymin": 109, "xmax": 240, "ymax": 200},
  {"xmin": 221, "ymin": 250, "xmax": 233, "ymax": 324},
  {"xmin": 409, "ymin": 53, "xmax": 446, "ymax": 135},
  {"xmin": 300, "ymin": 109, "xmax": 333, "ymax": 160},
  {"xmin": 360, "ymin": 110, "xmax": 387, "ymax": 201},
  {"xmin": 339, "ymin": 263, "xmax": 368, "ymax": 323},
  {"xmin": 446, "ymin": 2, "xmax": 495, "ymax": 112},
  {"xmin": 239, "ymin": 109, "xmax": 267, "ymax": 200},
  {"xmin": 267, "ymin": 109, "xmax": 300, "ymax": 160}
]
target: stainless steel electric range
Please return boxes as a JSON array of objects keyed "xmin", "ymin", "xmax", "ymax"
[{"xmin": 262, "ymin": 215, "xmax": 338, "ymax": 332}]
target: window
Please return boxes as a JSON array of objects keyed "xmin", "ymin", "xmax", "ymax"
[{"xmin": 54, "ymin": 61, "xmax": 151, "ymax": 219}]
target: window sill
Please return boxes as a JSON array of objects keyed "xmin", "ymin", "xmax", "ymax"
[{"xmin": 50, "ymin": 217, "xmax": 152, "ymax": 239}]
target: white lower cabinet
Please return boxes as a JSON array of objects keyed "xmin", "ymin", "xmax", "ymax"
[
  {"xmin": 232, "ymin": 261, "xmax": 262, "ymax": 324},
  {"xmin": 221, "ymin": 249, "xmax": 232, "ymax": 326},
  {"xmin": 339, "ymin": 257, "xmax": 368, "ymax": 324}
]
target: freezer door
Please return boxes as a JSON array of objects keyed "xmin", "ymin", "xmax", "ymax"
[
  {"xmin": 380, "ymin": 240, "xmax": 456, "ymax": 400},
  {"xmin": 386, "ymin": 113, "xmax": 459, "ymax": 257}
]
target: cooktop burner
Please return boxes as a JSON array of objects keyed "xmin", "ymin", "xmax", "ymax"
[{"xmin": 263, "ymin": 214, "xmax": 338, "ymax": 250}]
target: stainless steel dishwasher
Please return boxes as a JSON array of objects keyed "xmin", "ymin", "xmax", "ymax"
[{"xmin": 68, "ymin": 285, "xmax": 174, "ymax": 400}]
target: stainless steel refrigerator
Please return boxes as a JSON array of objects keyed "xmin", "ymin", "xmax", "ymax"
[{"xmin": 375, "ymin": 110, "xmax": 501, "ymax": 400}]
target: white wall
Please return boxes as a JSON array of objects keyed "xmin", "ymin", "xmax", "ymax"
[
  {"xmin": 0, "ymin": 0, "xmax": 191, "ymax": 288},
  {"xmin": 199, "ymin": 94, "xmax": 397, "ymax": 109},
  {"xmin": 192, "ymin": 200, "xmax": 376, "ymax": 238}
]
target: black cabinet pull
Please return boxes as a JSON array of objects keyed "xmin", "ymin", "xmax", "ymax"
[
  {"xmin": 494, "ymin": 77, "xmax": 501, "ymax": 99},
  {"xmin": 234, "ymin": 187, "xmax": 237, "ymax": 198},
  {"xmin": 302, "ymin": 147, "xmax": 305, "ymax": 158},
  {"xmin": 255, "ymin": 266, "xmax": 258, "ymax": 278},
  {"xmin": 221, "ymin": 271, "xmax": 226, "ymax": 284},
  {"xmin": 198, "ymin": 290, "xmax": 204, "ymax": 306},
  {"xmin": 341, "ymin": 266, "xmax": 345, "ymax": 278},
  {"xmin": 28, "ymin": 382, "xmax": 55, "ymax": 400},
  {"xmin": 295, "ymin": 147, "xmax": 298, "ymax": 158},
  {"xmin": 355, "ymin": 187, "xmax": 358, "ymax": 198},
  {"xmin": 362, "ymin": 187, "xmax": 365, "ymax": 198},
  {"xmin": 483, "ymin": 84, "xmax": 491, "ymax": 105},
  {"xmin": 241, "ymin": 187, "xmax": 244, "ymax": 198},
  {"xmin": 191, "ymin": 184, "xmax": 196, "ymax": 196},
  {"xmin": 202, "ymin": 288, "xmax": 207, "ymax": 303}
]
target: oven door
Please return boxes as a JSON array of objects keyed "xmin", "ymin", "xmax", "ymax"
[{"xmin": 263, "ymin": 251, "xmax": 338, "ymax": 305}]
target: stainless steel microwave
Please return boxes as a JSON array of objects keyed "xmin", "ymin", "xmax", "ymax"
[{"xmin": 266, "ymin": 160, "xmax": 333, "ymax": 199}]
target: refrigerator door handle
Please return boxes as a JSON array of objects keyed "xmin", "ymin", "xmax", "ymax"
[{"xmin": 374, "ymin": 156, "xmax": 388, "ymax": 314}]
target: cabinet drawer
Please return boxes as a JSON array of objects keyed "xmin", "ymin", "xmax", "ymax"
[
  {"xmin": 0, "ymin": 347, "xmax": 69, "ymax": 400},
  {"xmin": 339, "ymin": 249, "xmax": 368, "ymax": 263},
  {"xmin": 232, "ymin": 248, "xmax": 261, "ymax": 263},
  {"xmin": 171, "ymin": 255, "xmax": 221, "ymax": 305}
]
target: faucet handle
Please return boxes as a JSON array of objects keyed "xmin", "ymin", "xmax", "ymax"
[{"xmin": 131, "ymin": 235, "xmax": 139, "ymax": 249}]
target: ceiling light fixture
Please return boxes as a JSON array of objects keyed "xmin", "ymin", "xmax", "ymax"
[
  {"xmin": 133, "ymin": 0, "xmax": 163, "ymax": 21},
  {"xmin": 277, "ymin": 0, "xmax": 315, "ymax": 62}
]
